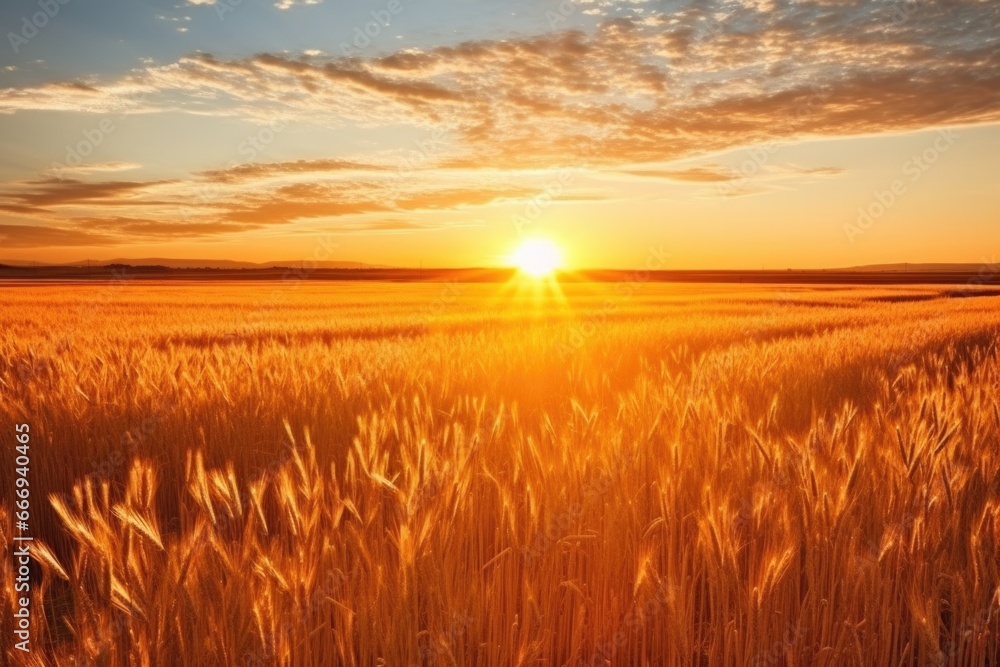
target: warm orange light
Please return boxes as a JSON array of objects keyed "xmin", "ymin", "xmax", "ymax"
[{"xmin": 509, "ymin": 238, "xmax": 563, "ymax": 278}]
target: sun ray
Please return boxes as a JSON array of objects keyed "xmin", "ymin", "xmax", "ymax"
[{"xmin": 509, "ymin": 238, "xmax": 564, "ymax": 279}]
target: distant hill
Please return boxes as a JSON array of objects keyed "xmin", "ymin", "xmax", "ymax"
[
  {"xmin": 0, "ymin": 258, "xmax": 387, "ymax": 270},
  {"xmin": 2, "ymin": 264, "xmax": 999, "ymax": 285},
  {"xmin": 842, "ymin": 262, "xmax": 997, "ymax": 273},
  {"xmin": 4, "ymin": 259, "xmax": 994, "ymax": 273}
]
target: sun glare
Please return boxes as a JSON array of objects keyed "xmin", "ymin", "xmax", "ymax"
[{"xmin": 509, "ymin": 238, "xmax": 563, "ymax": 278}]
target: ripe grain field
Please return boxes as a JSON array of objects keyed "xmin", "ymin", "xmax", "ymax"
[{"xmin": 1, "ymin": 281, "xmax": 999, "ymax": 666}]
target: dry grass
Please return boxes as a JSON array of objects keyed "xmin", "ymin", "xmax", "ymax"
[{"xmin": 1, "ymin": 281, "xmax": 999, "ymax": 665}]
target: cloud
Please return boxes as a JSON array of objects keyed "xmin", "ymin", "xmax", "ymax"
[
  {"xmin": 348, "ymin": 219, "xmax": 423, "ymax": 231},
  {"xmin": 798, "ymin": 167, "xmax": 845, "ymax": 177},
  {"xmin": 601, "ymin": 160, "xmax": 847, "ymax": 199},
  {"xmin": 187, "ymin": 0, "xmax": 323, "ymax": 7},
  {"xmin": 616, "ymin": 166, "xmax": 739, "ymax": 182},
  {"xmin": 0, "ymin": 224, "xmax": 113, "ymax": 248},
  {"xmin": 0, "ymin": 167, "xmax": 536, "ymax": 245},
  {"xmin": 696, "ymin": 184, "xmax": 773, "ymax": 199},
  {"xmin": 0, "ymin": 0, "xmax": 997, "ymax": 245},
  {"xmin": 217, "ymin": 183, "xmax": 533, "ymax": 226},
  {"xmin": 0, "ymin": 178, "xmax": 173, "ymax": 209},
  {"xmin": 393, "ymin": 188, "xmax": 535, "ymax": 211},
  {"xmin": 198, "ymin": 159, "xmax": 386, "ymax": 183},
  {"xmin": 46, "ymin": 162, "xmax": 142, "ymax": 176},
  {"xmin": 274, "ymin": 0, "xmax": 323, "ymax": 8},
  {"xmin": 3, "ymin": 0, "xmax": 995, "ymax": 169},
  {"xmin": 0, "ymin": 80, "xmax": 146, "ymax": 115},
  {"xmin": 694, "ymin": 163, "xmax": 847, "ymax": 198},
  {"xmin": 77, "ymin": 217, "xmax": 259, "ymax": 237}
]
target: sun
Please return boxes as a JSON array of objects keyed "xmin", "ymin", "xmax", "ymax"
[{"xmin": 509, "ymin": 238, "xmax": 564, "ymax": 278}]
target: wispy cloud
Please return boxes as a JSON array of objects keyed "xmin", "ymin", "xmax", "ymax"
[
  {"xmin": 273, "ymin": 0, "xmax": 323, "ymax": 8},
  {"xmin": 0, "ymin": 224, "xmax": 113, "ymax": 248},
  {"xmin": 0, "ymin": 0, "xmax": 997, "ymax": 247},
  {"xmin": 198, "ymin": 159, "xmax": 387, "ymax": 184},
  {"xmin": 1, "ymin": 178, "xmax": 174, "ymax": 209},
  {"xmin": 187, "ymin": 0, "xmax": 323, "ymax": 6},
  {"xmin": 47, "ymin": 162, "xmax": 142, "ymax": 176},
  {"xmin": 0, "ymin": 169, "xmax": 538, "ymax": 247},
  {"xmin": 616, "ymin": 166, "xmax": 739, "ymax": 182},
  {"xmin": 3, "ymin": 2, "xmax": 996, "ymax": 170}
]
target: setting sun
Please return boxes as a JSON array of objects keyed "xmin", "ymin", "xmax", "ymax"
[
  {"xmin": 509, "ymin": 238, "xmax": 564, "ymax": 278},
  {"xmin": 4, "ymin": 0, "xmax": 1000, "ymax": 663}
]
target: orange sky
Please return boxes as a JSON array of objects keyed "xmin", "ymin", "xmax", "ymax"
[{"xmin": 1, "ymin": 0, "xmax": 998, "ymax": 268}]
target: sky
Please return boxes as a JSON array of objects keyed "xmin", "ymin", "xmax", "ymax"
[{"xmin": 0, "ymin": 0, "xmax": 998, "ymax": 269}]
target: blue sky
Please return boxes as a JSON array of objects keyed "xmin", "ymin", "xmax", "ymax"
[{"xmin": 1, "ymin": 0, "xmax": 595, "ymax": 81}]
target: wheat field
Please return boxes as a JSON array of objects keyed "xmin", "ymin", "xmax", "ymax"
[{"xmin": 1, "ymin": 280, "xmax": 999, "ymax": 666}]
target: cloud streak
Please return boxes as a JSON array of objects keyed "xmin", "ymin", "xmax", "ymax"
[
  {"xmin": 3, "ymin": 1, "xmax": 997, "ymax": 170},
  {"xmin": 0, "ymin": 0, "xmax": 997, "ymax": 246},
  {"xmin": 0, "ymin": 171, "xmax": 539, "ymax": 247}
]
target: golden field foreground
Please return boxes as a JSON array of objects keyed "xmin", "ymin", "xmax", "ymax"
[{"xmin": 1, "ymin": 280, "xmax": 999, "ymax": 666}]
